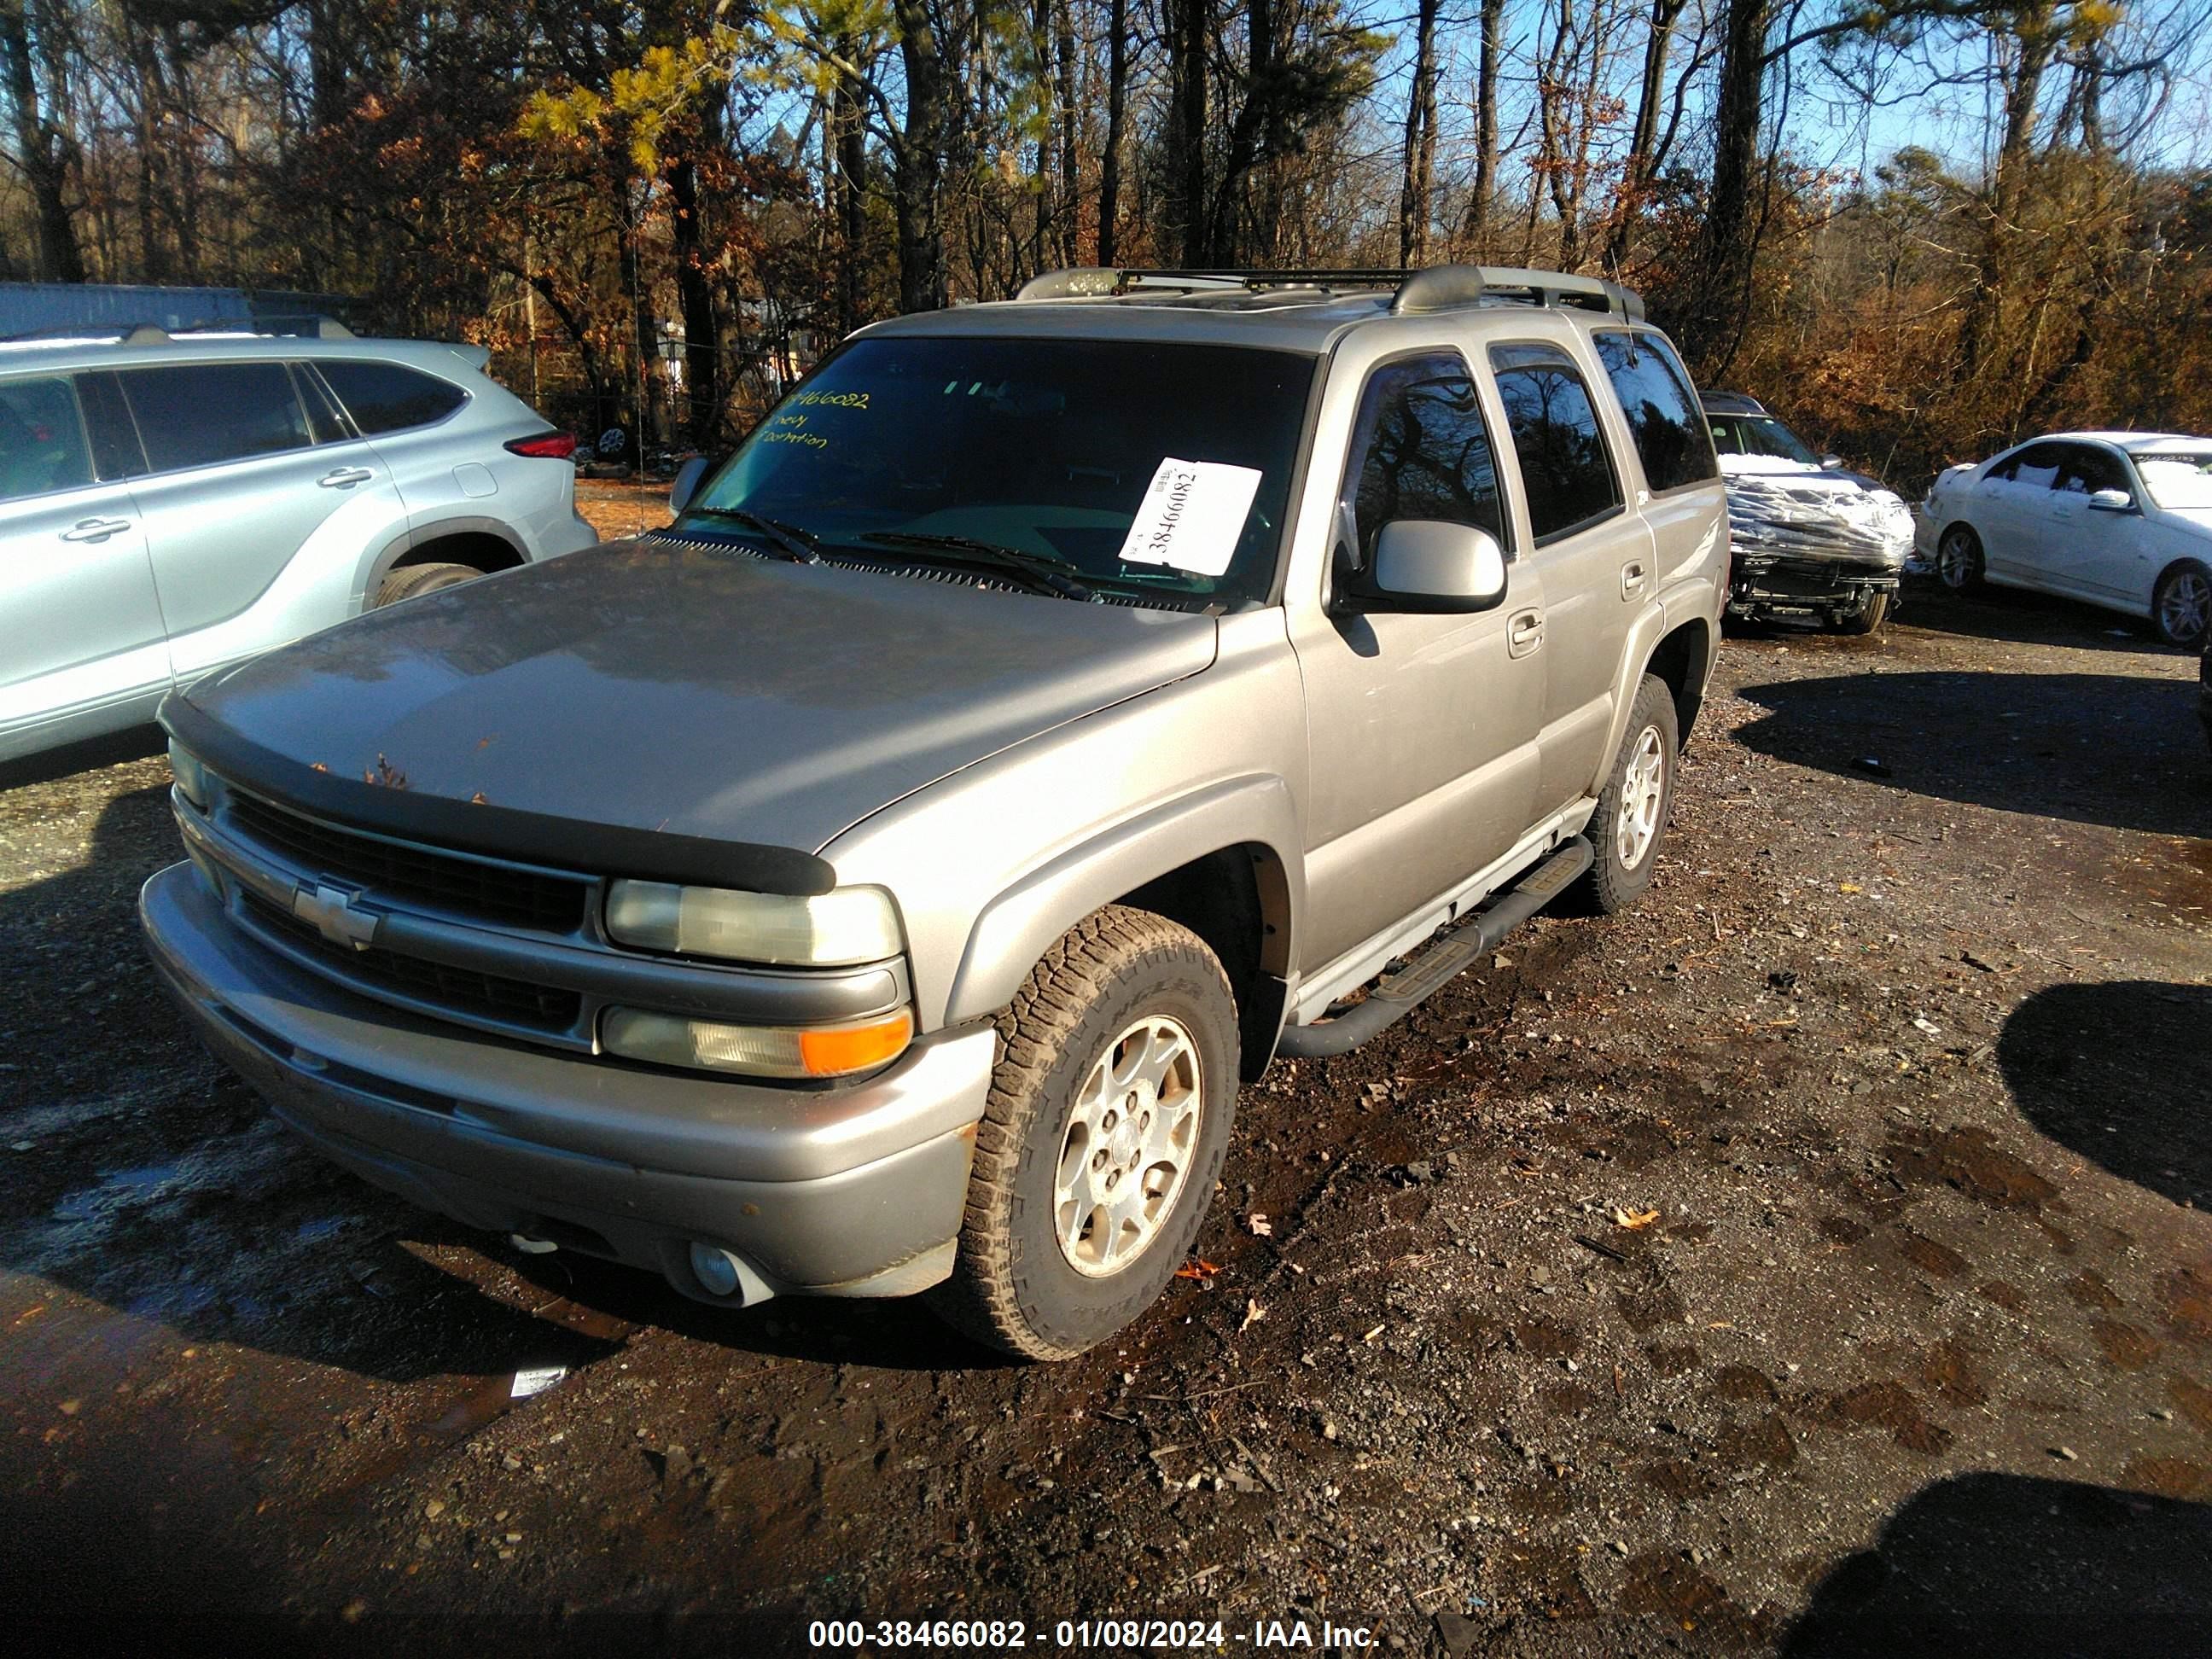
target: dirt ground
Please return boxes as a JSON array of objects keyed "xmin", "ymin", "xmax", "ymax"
[
  {"xmin": 573, "ymin": 476, "xmax": 676, "ymax": 542},
  {"xmin": 3, "ymin": 575, "xmax": 2207, "ymax": 1657}
]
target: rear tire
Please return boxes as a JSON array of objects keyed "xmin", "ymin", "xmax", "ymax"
[
  {"xmin": 1574, "ymin": 673, "xmax": 1679, "ymax": 917},
  {"xmin": 928, "ymin": 906, "xmax": 1239, "ymax": 1361},
  {"xmin": 374, "ymin": 562, "xmax": 480, "ymax": 608},
  {"xmin": 1836, "ymin": 590, "xmax": 1890, "ymax": 635},
  {"xmin": 1935, "ymin": 526, "xmax": 1983, "ymax": 592},
  {"xmin": 2152, "ymin": 562, "xmax": 2211, "ymax": 650}
]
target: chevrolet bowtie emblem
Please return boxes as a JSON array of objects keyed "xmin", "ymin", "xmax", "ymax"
[{"xmin": 292, "ymin": 881, "xmax": 378, "ymax": 951}]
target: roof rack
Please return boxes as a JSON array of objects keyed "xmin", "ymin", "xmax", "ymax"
[
  {"xmin": 1013, "ymin": 264, "xmax": 1644, "ymax": 323},
  {"xmin": 0, "ymin": 315, "xmax": 358, "ymax": 346}
]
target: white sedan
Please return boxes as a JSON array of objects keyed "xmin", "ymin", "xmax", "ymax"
[{"xmin": 1915, "ymin": 431, "xmax": 2212, "ymax": 648}]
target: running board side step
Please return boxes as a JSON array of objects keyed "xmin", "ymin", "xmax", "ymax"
[{"xmin": 1273, "ymin": 838, "xmax": 1594, "ymax": 1059}]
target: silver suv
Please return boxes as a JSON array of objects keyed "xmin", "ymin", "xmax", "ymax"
[
  {"xmin": 142, "ymin": 266, "xmax": 1727, "ymax": 1359},
  {"xmin": 1, "ymin": 326, "xmax": 596, "ymax": 761}
]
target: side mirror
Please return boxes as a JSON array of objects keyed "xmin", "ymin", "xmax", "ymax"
[
  {"xmin": 2087, "ymin": 488, "xmax": 2135, "ymax": 514},
  {"xmin": 669, "ymin": 456, "xmax": 711, "ymax": 517},
  {"xmin": 1348, "ymin": 521, "xmax": 1510, "ymax": 614},
  {"xmin": 1819, "ymin": 454, "xmax": 1845, "ymax": 471}
]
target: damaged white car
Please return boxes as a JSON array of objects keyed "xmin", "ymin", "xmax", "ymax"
[
  {"xmin": 1703, "ymin": 391, "xmax": 1915, "ymax": 634},
  {"xmin": 1916, "ymin": 432, "xmax": 2212, "ymax": 650}
]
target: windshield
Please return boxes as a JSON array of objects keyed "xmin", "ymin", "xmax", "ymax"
[
  {"xmin": 1708, "ymin": 413, "xmax": 1820, "ymax": 467},
  {"xmin": 2134, "ymin": 451, "xmax": 2212, "ymax": 511},
  {"xmin": 682, "ymin": 335, "xmax": 1317, "ymax": 607}
]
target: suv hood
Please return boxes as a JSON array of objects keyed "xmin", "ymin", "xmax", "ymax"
[{"xmin": 177, "ymin": 537, "xmax": 1217, "ymax": 856}]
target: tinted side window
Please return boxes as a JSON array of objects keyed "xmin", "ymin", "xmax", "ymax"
[
  {"xmin": 1489, "ymin": 344, "xmax": 1624, "ymax": 543},
  {"xmin": 317, "ymin": 361, "xmax": 468, "ymax": 434},
  {"xmin": 0, "ymin": 374, "xmax": 94, "ymax": 503},
  {"xmin": 1342, "ymin": 353, "xmax": 1507, "ymax": 559},
  {"xmin": 120, "ymin": 362, "xmax": 312, "ymax": 473},
  {"xmin": 1592, "ymin": 331, "xmax": 1716, "ymax": 492}
]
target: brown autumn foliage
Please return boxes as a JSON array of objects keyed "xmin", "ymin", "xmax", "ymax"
[{"xmin": 0, "ymin": 1, "xmax": 2204, "ymax": 489}]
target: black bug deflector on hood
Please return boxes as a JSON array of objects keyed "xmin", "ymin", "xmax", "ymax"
[{"xmin": 165, "ymin": 538, "xmax": 1220, "ymax": 885}]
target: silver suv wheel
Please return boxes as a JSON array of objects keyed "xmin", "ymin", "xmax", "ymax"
[
  {"xmin": 1615, "ymin": 725, "xmax": 1667, "ymax": 871},
  {"xmin": 1054, "ymin": 1015, "xmax": 1202, "ymax": 1277},
  {"xmin": 929, "ymin": 906, "xmax": 1239, "ymax": 1360}
]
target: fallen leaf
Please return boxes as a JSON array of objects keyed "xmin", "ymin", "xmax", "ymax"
[
  {"xmin": 1246, "ymin": 1213, "xmax": 1272, "ymax": 1237},
  {"xmin": 1612, "ymin": 1206, "xmax": 1661, "ymax": 1231},
  {"xmin": 1839, "ymin": 882, "xmax": 1863, "ymax": 894},
  {"xmin": 1174, "ymin": 1259, "xmax": 1221, "ymax": 1281},
  {"xmin": 1240, "ymin": 1299, "xmax": 1266, "ymax": 1333}
]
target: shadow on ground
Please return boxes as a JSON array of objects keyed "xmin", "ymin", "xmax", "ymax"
[
  {"xmin": 0, "ymin": 724, "xmax": 166, "ymax": 793},
  {"xmin": 1784, "ymin": 1471, "xmax": 2212, "ymax": 1656},
  {"xmin": 1734, "ymin": 671, "xmax": 2210, "ymax": 837},
  {"xmin": 1997, "ymin": 981, "xmax": 2212, "ymax": 1211},
  {"xmin": 0, "ymin": 777, "xmax": 992, "ymax": 1384},
  {"xmin": 1896, "ymin": 579, "xmax": 2181, "ymax": 655}
]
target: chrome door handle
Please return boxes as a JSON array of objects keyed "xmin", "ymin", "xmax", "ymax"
[
  {"xmin": 1507, "ymin": 608, "xmax": 1545, "ymax": 657},
  {"xmin": 61, "ymin": 517, "xmax": 131, "ymax": 543},
  {"xmin": 318, "ymin": 467, "xmax": 374, "ymax": 489}
]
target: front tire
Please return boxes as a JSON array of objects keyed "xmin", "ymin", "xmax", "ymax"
[
  {"xmin": 2152, "ymin": 562, "xmax": 2212, "ymax": 650},
  {"xmin": 929, "ymin": 906, "xmax": 1239, "ymax": 1360},
  {"xmin": 1935, "ymin": 525, "xmax": 1984, "ymax": 592},
  {"xmin": 1575, "ymin": 673, "xmax": 1679, "ymax": 917},
  {"xmin": 1836, "ymin": 590, "xmax": 1890, "ymax": 635}
]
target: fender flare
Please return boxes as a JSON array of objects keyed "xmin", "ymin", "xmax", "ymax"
[
  {"xmin": 941, "ymin": 773, "xmax": 1302, "ymax": 1028},
  {"xmin": 1587, "ymin": 584, "xmax": 1717, "ymax": 796}
]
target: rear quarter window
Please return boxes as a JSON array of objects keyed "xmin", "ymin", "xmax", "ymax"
[
  {"xmin": 317, "ymin": 360, "xmax": 469, "ymax": 434},
  {"xmin": 1592, "ymin": 331, "xmax": 1717, "ymax": 492}
]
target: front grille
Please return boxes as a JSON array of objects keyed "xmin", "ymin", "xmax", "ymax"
[
  {"xmin": 227, "ymin": 791, "xmax": 588, "ymax": 934},
  {"xmin": 242, "ymin": 891, "xmax": 584, "ymax": 1032}
]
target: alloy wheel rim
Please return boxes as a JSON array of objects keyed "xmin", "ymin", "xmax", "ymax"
[
  {"xmin": 1938, "ymin": 533, "xmax": 1972, "ymax": 588},
  {"xmin": 1615, "ymin": 725, "xmax": 1666, "ymax": 870},
  {"xmin": 2162, "ymin": 573, "xmax": 2209, "ymax": 641},
  {"xmin": 1053, "ymin": 1015, "xmax": 1202, "ymax": 1278}
]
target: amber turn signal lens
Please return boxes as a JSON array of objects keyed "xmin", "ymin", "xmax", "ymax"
[
  {"xmin": 796, "ymin": 1010, "xmax": 914, "ymax": 1076},
  {"xmin": 602, "ymin": 1006, "xmax": 913, "ymax": 1079}
]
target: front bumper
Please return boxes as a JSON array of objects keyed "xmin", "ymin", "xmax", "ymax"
[
  {"xmin": 141, "ymin": 861, "xmax": 988, "ymax": 1301},
  {"xmin": 1726, "ymin": 553, "xmax": 1901, "ymax": 621}
]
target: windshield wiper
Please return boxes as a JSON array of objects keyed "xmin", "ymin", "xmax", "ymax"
[
  {"xmin": 855, "ymin": 531, "xmax": 1094, "ymax": 600},
  {"xmin": 684, "ymin": 508, "xmax": 822, "ymax": 564}
]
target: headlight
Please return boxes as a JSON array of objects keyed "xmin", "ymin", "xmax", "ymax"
[
  {"xmin": 603, "ymin": 881, "xmax": 902, "ymax": 966},
  {"xmin": 167, "ymin": 741, "xmax": 208, "ymax": 811},
  {"xmin": 602, "ymin": 1006, "xmax": 913, "ymax": 1078}
]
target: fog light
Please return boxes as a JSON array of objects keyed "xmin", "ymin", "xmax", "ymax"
[
  {"xmin": 602, "ymin": 1006, "xmax": 912, "ymax": 1079},
  {"xmin": 690, "ymin": 1242, "xmax": 739, "ymax": 1296}
]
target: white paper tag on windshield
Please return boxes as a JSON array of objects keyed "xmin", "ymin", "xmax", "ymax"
[{"xmin": 1117, "ymin": 457, "xmax": 1264, "ymax": 577}]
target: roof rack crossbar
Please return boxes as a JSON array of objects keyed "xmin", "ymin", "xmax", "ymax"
[{"xmin": 1014, "ymin": 263, "xmax": 1644, "ymax": 322}]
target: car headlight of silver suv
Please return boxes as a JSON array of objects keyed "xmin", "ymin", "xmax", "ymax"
[{"xmin": 602, "ymin": 880, "xmax": 903, "ymax": 967}]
